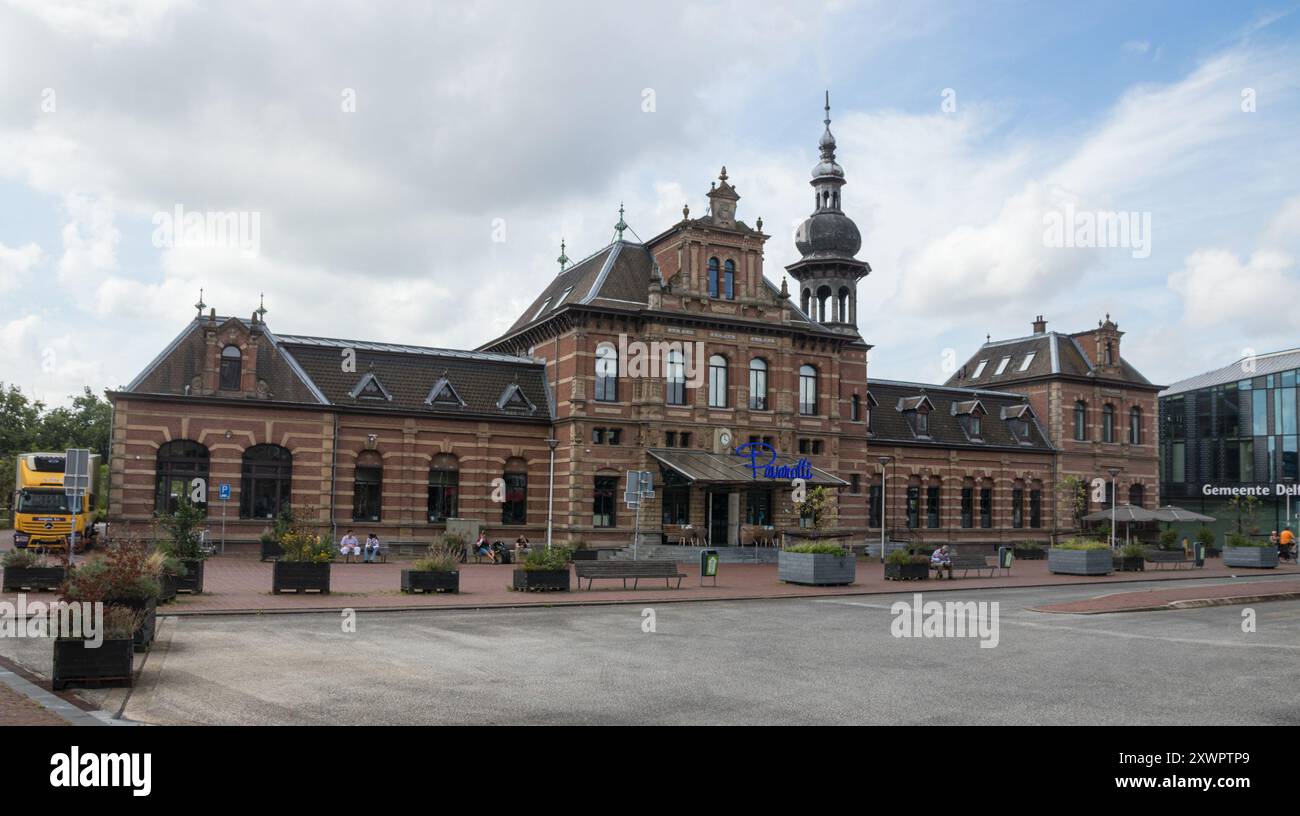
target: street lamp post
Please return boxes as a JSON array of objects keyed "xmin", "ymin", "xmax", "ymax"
[
  {"xmin": 1106, "ymin": 466, "xmax": 1122, "ymax": 550},
  {"xmin": 545, "ymin": 437, "xmax": 558, "ymax": 550},
  {"xmin": 878, "ymin": 456, "xmax": 893, "ymax": 562},
  {"xmin": 1284, "ymin": 476, "xmax": 1295, "ymax": 531}
]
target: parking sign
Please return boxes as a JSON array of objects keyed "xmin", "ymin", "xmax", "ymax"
[{"xmin": 219, "ymin": 483, "xmax": 232, "ymax": 501}]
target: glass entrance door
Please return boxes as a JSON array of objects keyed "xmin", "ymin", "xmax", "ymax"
[{"xmin": 709, "ymin": 491, "xmax": 730, "ymax": 546}]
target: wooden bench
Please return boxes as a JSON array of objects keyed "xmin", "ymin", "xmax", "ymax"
[
  {"xmin": 1144, "ymin": 550, "xmax": 1196, "ymax": 570},
  {"xmin": 931, "ymin": 552, "xmax": 1012, "ymax": 578},
  {"xmin": 574, "ymin": 561, "xmax": 687, "ymax": 590},
  {"xmin": 340, "ymin": 546, "xmax": 387, "ymax": 564}
]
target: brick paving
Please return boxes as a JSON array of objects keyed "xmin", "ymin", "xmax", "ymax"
[
  {"xmin": 3, "ymin": 549, "xmax": 1296, "ymax": 614},
  {"xmin": 1031, "ymin": 579, "xmax": 1300, "ymax": 614},
  {"xmin": 0, "ymin": 680, "xmax": 67, "ymax": 726}
]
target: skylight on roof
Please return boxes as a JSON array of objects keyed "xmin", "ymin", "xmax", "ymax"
[
  {"xmin": 972, "ymin": 359, "xmax": 988, "ymax": 378},
  {"xmin": 1019, "ymin": 352, "xmax": 1035, "ymax": 372},
  {"xmin": 532, "ymin": 298, "xmax": 551, "ymax": 320},
  {"xmin": 994, "ymin": 356, "xmax": 1011, "ymax": 375},
  {"xmin": 553, "ymin": 287, "xmax": 573, "ymax": 309}
]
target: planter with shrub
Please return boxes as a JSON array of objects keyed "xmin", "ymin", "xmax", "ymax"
[
  {"xmin": 1196, "ymin": 526, "xmax": 1219, "ymax": 558},
  {"xmin": 61, "ymin": 542, "xmax": 163, "ymax": 652},
  {"xmin": 883, "ymin": 547, "xmax": 929, "ymax": 581},
  {"xmin": 778, "ymin": 542, "xmax": 856, "ymax": 586},
  {"xmin": 52, "ymin": 606, "xmax": 140, "ymax": 691},
  {"xmin": 1113, "ymin": 543, "xmax": 1145, "ymax": 572},
  {"xmin": 1013, "ymin": 541, "xmax": 1046, "ymax": 560},
  {"xmin": 1223, "ymin": 534, "xmax": 1278, "ymax": 568},
  {"xmin": 2, "ymin": 549, "xmax": 66, "ymax": 591},
  {"xmin": 271, "ymin": 527, "xmax": 333, "ymax": 593},
  {"xmin": 512, "ymin": 545, "xmax": 572, "ymax": 592},
  {"xmin": 155, "ymin": 495, "xmax": 208, "ymax": 593},
  {"xmin": 401, "ymin": 541, "xmax": 460, "ymax": 594},
  {"xmin": 1048, "ymin": 539, "xmax": 1113, "ymax": 575}
]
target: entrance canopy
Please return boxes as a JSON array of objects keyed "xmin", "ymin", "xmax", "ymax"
[
  {"xmin": 648, "ymin": 448, "xmax": 848, "ymax": 487},
  {"xmin": 1082, "ymin": 504, "xmax": 1159, "ymax": 523}
]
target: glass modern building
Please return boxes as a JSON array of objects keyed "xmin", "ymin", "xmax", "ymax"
[{"xmin": 1159, "ymin": 348, "xmax": 1300, "ymax": 541}]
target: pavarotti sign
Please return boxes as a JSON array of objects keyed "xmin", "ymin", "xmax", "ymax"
[
  {"xmin": 1200, "ymin": 483, "xmax": 1300, "ymax": 497},
  {"xmin": 735, "ymin": 442, "xmax": 812, "ymax": 480}
]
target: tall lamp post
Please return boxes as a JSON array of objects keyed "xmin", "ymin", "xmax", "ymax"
[
  {"xmin": 1106, "ymin": 466, "xmax": 1122, "ymax": 550},
  {"xmin": 878, "ymin": 455, "xmax": 893, "ymax": 562},
  {"xmin": 1284, "ymin": 476, "xmax": 1295, "ymax": 532},
  {"xmin": 545, "ymin": 437, "xmax": 558, "ymax": 550}
]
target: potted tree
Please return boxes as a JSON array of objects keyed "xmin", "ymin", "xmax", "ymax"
[
  {"xmin": 1196, "ymin": 526, "xmax": 1219, "ymax": 558},
  {"xmin": 2, "ymin": 548, "xmax": 66, "ymax": 591},
  {"xmin": 1114, "ymin": 542, "xmax": 1145, "ymax": 572},
  {"xmin": 401, "ymin": 540, "xmax": 460, "ymax": 593},
  {"xmin": 272, "ymin": 526, "xmax": 333, "ymax": 593},
  {"xmin": 62, "ymin": 541, "xmax": 162, "ymax": 652},
  {"xmin": 1223, "ymin": 533, "xmax": 1279, "ymax": 568},
  {"xmin": 52, "ymin": 605, "xmax": 140, "ymax": 691},
  {"xmin": 1048, "ymin": 538, "xmax": 1113, "ymax": 575},
  {"xmin": 155, "ymin": 495, "xmax": 207, "ymax": 593},
  {"xmin": 512, "ymin": 545, "xmax": 572, "ymax": 592},
  {"xmin": 145, "ymin": 550, "xmax": 186, "ymax": 603},
  {"xmin": 1013, "ymin": 540, "xmax": 1046, "ymax": 560},
  {"xmin": 1157, "ymin": 529, "xmax": 1179, "ymax": 551},
  {"xmin": 883, "ymin": 547, "xmax": 928, "ymax": 581}
]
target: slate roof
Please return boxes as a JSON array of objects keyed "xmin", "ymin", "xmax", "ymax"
[
  {"xmin": 120, "ymin": 318, "xmax": 552, "ymax": 421},
  {"xmin": 868, "ymin": 379, "xmax": 1054, "ymax": 451},
  {"xmin": 1160, "ymin": 347, "xmax": 1300, "ymax": 397},
  {"xmin": 944, "ymin": 331, "xmax": 1153, "ymax": 389}
]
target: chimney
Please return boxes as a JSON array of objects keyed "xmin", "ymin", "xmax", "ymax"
[{"xmin": 1032, "ymin": 315, "xmax": 1047, "ymax": 334}]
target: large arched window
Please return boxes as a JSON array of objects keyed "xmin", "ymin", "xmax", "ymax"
[
  {"xmin": 816, "ymin": 286, "xmax": 831, "ymax": 322},
  {"xmin": 427, "ymin": 453, "xmax": 459, "ymax": 522},
  {"xmin": 1129, "ymin": 406, "xmax": 1142, "ymax": 444},
  {"xmin": 1102, "ymin": 404, "xmax": 1115, "ymax": 443},
  {"xmin": 352, "ymin": 450, "xmax": 382, "ymax": 522},
  {"xmin": 502, "ymin": 457, "xmax": 527, "ymax": 525},
  {"xmin": 708, "ymin": 354, "xmax": 728, "ymax": 408},
  {"xmin": 1073, "ymin": 400, "xmax": 1088, "ymax": 441},
  {"xmin": 723, "ymin": 259, "xmax": 736, "ymax": 300},
  {"xmin": 707, "ymin": 257, "xmax": 720, "ymax": 298},
  {"xmin": 799, "ymin": 364, "xmax": 818, "ymax": 416},
  {"xmin": 219, "ymin": 345, "xmax": 242, "ymax": 390},
  {"xmin": 665, "ymin": 348, "xmax": 686, "ymax": 406},
  {"xmin": 240, "ymin": 444, "xmax": 292, "ymax": 519},
  {"xmin": 748, "ymin": 358, "xmax": 768, "ymax": 410},
  {"xmin": 154, "ymin": 440, "xmax": 209, "ymax": 515},
  {"xmin": 595, "ymin": 343, "xmax": 618, "ymax": 402}
]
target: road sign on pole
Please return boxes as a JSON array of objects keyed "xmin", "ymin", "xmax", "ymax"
[
  {"xmin": 64, "ymin": 448, "xmax": 91, "ymax": 565},
  {"xmin": 625, "ymin": 470, "xmax": 656, "ymax": 561}
]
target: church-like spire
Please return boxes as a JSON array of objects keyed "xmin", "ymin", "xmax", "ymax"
[
  {"xmin": 614, "ymin": 203, "xmax": 627, "ymax": 241},
  {"xmin": 556, "ymin": 238, "xmax": 570, "ymax": 272}
]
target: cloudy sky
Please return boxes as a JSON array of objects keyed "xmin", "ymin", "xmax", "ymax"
[{"xmin": 1, "ymin": 0, "xmax": 1298, "ymax": 405}]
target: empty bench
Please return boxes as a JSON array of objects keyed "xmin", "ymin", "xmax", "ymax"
[
  {"xmin": 574, "ymin": 561, "xmax": 687, "ymax": 590},
  {"xmin": 1144, "ymin": 550, "xmax": 1196, "ymax": 570},
  {"xmin": 932, "ymin": 553, "xmax": 1012, "ymax": 579}
]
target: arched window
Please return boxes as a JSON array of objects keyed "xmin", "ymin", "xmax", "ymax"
[
  {"xmin": 837, "ymin": 286, "xmax": 850, "ymax": 322},
  {"xmin": 1128, "ymin": 483, "xmax": 1145, "ymax": 508},
  {"xmin": 154, "ymin": 440, "xmax": 209, "ymax": 515},
  {"xmin": 1073, "ymin": 400, "xmax": 1088, "ymax": 441},
  {"xmin": 816, "ymin": 286, "xmax": 831, "ymax": 322},
  {"xmin": 352, "ymin": 450, "xmax": 382, "ymax": 522},
  {"xmin": 708, "ymin": 354, "xmax": 728, "ymax": 408},
  {"xmin": 665, "ymin": 348, "xmax": 686, "ymax": 406},
  {"xmin": 748, "ymin": 358, "xmax": 768, "ymax": 410},
  {"xmin": 502, "ymin": 457, "xmax": 527, "ymax": 525},
  {"xmin": 707, "ymin": 257, "xmax": 720, "ymax": 298},
  {"xmin": 801, "ymin": 288, "xmax": 811, "ymax": 315},
  {"xmin": 427, "ymin": 453, "xmax": 459, "ymax": 522},
  {"xmin": 240, "ymin": 444, "xmax": 292, "ymax": 519},
  {"xmin": 799, "ymin": 365, "xmax": 818, "ymax": 416},
  {"xmin": 1102, "ymin": 404, "xmax": 1115, "ymax": 443},
  {"xmin": 219, "ymin": 345, "xmax": 242, "ymax": 390},
  {"xmin": 723, "ymin": 259, "xmax": 736, "ymax": 300},
  {"xmin": 851, "ymin": 393, "xmax": 861, "ymax": 422},
  {"xmin": 595, "ymin": 343, "xmax": 618, "ymax": 402},
  {"xmin": 1129, "ymin": 406, "xmax": 1142, "ymax": 444}
]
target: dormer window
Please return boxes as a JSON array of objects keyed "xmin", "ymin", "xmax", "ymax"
[
  {"xmin": 219, "ymin": 345, "xmax": 242, "ymax": 390},
  {"xmin": 994, "ymin": 356, "xmax": 1011, "ymax": 376},
  {"xmin": 952, "ymin": 399, "xmax": 986, "ymax": 441},
  {"xmin": 1001, "ymin": 404, "xmax": 1036, "ymax": 444},
  {"xmin": 425, "ymin": 377, "xmax": 466, "ymax": 408},
  {"xmin": 971, "ymin": 359, "xmax": 988, "ymax": 378},
  {"xmin": 349, "ymin": 371, "xmax": 392, "ymax": 402},
  {"xmin": 916, "ymin": 411, "xmax": 929, "ymax": 435},
  {"xmin": 1019, "ymin": 352, "xmax": 1035, "ymax": 372},
  {"xmin": 497, "ymin": 383, "xmax": 536, "ymax": 413},
  {"xmin": 897, "ymin": 395, "xmax": 934, "ymax": 438},
  {"xmin": 1104, "ymin": 341, "xmax": 1114, "ymax": 365}
]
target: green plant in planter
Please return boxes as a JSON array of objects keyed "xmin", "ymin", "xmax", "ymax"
[
  {"xmin": 1119, "ymin": 542, "xmax": 1146, "ymax": 558},
  {"xmin": 885, "ymin": 548, "xmax": 928, "ymax": 566},
  {"xmin": 1195, "ymin": 526, "xmax": 1216, "ymax": 550},
  {"xmin": 154, "ymin": 494, "xmax": 206, "ymax": 561},
  {"xmin": 279, "ymin": 530, "xmax": 334, "ymax": 563},
  {"xmin": 521, "ymin": 545, "xmax": 572, "ymax": 571},
  {"xmin": 793, "ymin": 486, "xmax": 837, "ymax": 531},
  {"xmin": 1226, "ymin": 533, "xmax": 1269, "ymax": 548},
  {"xmin": 1017, "ymin": 540, "xmax": 1043, "ymax": 551},
  {"xmin": 145, "ymin": 549, "xmax": 188, "ymax": 579},
  {"xmin": 787, "ymin": 541, "xmax": 848, "ymax": 556},
  {"xmin": 259, "ymin": 531, "xmax": 278, "ymax": 546},
  {"xmin": 61, "ymin": 542, "xmax": 162, "ymax": 604},
  {"xmin": 412, "ymin": 544, "xmax": 459, "ymax": 573},
  {"xmin": 3, "ymin": 548, "xmax": 43, "ymax": 569},
  {"xmin": 1055, "ymin": 538, "xmax": 1110, "ymax": 551},
  {"xmin": 1158, "ymin": 529, "xmax": 1178, "ymax": 550},
  {"xmin": 100, "ymin": 605, "xmax": 143, "ymax": 641}
]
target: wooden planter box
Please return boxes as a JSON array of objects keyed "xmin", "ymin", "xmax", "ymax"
[
  {"xmin": 1014, "ymin": 548, "xmax": 1046, "ymax": 561},
  {"xmin": 102, "ymin": 597, "xmax": 158, "ymax": 652},
  {"xmin": 401, "ymin": 570, "xmax": 459, "ymax": 594},
  {"xmin": 160, "ymin": 574, "xmax": 179, "ymax": 603},
  {"xmin": 571, "ymin": 550, "xmax": 599, "ymax": 561},
  {"xmin": 1048, "ymin": 548, "xmax": 1113, "ymax": 575},
  {"xmin": 260, "ymin": 540, "xmax": 283, "ymax": 562},
  {"xmin": 52, "ymin": 638, "xmax": 134, "ymax": 691},
  {"xmin": 884, "ymin": 562, "xmax": 929, "ymax": 581},
  {"xmin": 778, "ymin": 551, "xmax": 856, "ymax": 586},
  {"xmin": 1223, "ymin": 546, "xmax": 1278, "ymax": 568},
  {"xmin": 2, "ymin": 565, "xmax": 66, "ymax": 592},
  {"xmin": 1113, "ymin": 556, "xmax": 1145, "ymax": 572},
  {"xmin": 512, "ymin": 569, "xmax": 570, "ymax": 592},
  {"xmin": 272, "ymin": 562, "xmax": 331, "ymax": 593},
  {"xmin": 176, "ymin": 559, "xmax": 205, "ymax": 593}
]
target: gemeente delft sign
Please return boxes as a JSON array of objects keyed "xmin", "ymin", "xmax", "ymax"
[{"xmin": 1200, "ymin": 483, "xmax": 1300, "ymax": 497}]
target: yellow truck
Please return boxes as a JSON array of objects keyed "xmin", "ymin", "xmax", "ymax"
[{"xmin": 12, "ymin": 452, "xmax": 101, "ymax": 551}]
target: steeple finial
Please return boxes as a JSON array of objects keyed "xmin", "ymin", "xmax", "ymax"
[
  {"xmin": 719, "ymin": 166, "xmax": 728, "ymax": 183},
  {"xmin": 824, "ymin": 90, "xmax": 831, "ymax": 126},
  {"xmin": 256, "ymin": 292, "xmax": 267, "ymax": 321},
  {"xmin": 614, "ymin": 202, "xmax": 627, "ymax": 241},
  {"xmin": 557, "ymin": 238, "xmax": 570, "ymax": 272},
  {"xmin": 194, "ymin": 287, "xmax": 206, "ymax": 317}
]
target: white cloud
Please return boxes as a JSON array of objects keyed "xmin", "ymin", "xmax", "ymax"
[
  {"xmin": 4, "ymin": 0, "xmax": 182, "ymax": 41},
  {"xmin": 1169, "ymin": 248, "xmax": 1299, "ymax": 326},
  {"xmin": 0, "ymin": 240, "xmax": 42, "ymax": 294}
]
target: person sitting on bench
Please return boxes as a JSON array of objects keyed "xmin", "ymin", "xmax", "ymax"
[
  {"xmin": 931, "ymin": 544, "xmax": 953, "ymax": 579},
  {"xmin": 339, "ymin": 530, "xmax": 361, "ymax": 560},
  {"xmin": 364, "ymin": 532, "xmax": 381, "ymax": 563},
  {"xmin": 474, "ymin": 531, "xmax": 497, "ymax": 564},
  {"xmin": 514, "ymin": 534, "xmax": 532, "ymax": 560}
]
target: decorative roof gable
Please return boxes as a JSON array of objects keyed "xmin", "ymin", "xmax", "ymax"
[{"xmin": 424, "ymin": 376, "xmax": 466, "ymax": 408}]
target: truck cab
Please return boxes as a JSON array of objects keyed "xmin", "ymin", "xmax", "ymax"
[{"xmin": 13, "ymin": 452, "xmax": 100, "ymax": 551}]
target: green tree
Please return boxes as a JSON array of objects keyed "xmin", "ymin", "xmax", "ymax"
[
  {"xmin": 0, "ymin": 383, "xmax": 42, "ymax": 455},
  {"xmin": 35, "ymin": 387, "xmax": 111, "ymax": 459}
]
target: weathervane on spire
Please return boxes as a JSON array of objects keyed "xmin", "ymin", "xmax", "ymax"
[
  {"xmin": 557, "ymin": 238, "xmax": 570, "ymax": 272},
  {"xmin": 194, "ymin": 288, "xmax": 206, "ymax": 317},
  {"xmin": 256, "ymin": 292, "xmax": 267, "ymax": 321},
  {"xmin": 614, "ymin": 203, "xmax": 627, "ymax": 241}
]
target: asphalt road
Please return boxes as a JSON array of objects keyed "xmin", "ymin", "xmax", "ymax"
[{"xmin": 74, "ymin": 581, "xmax": 1299, "ymax": 725}]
